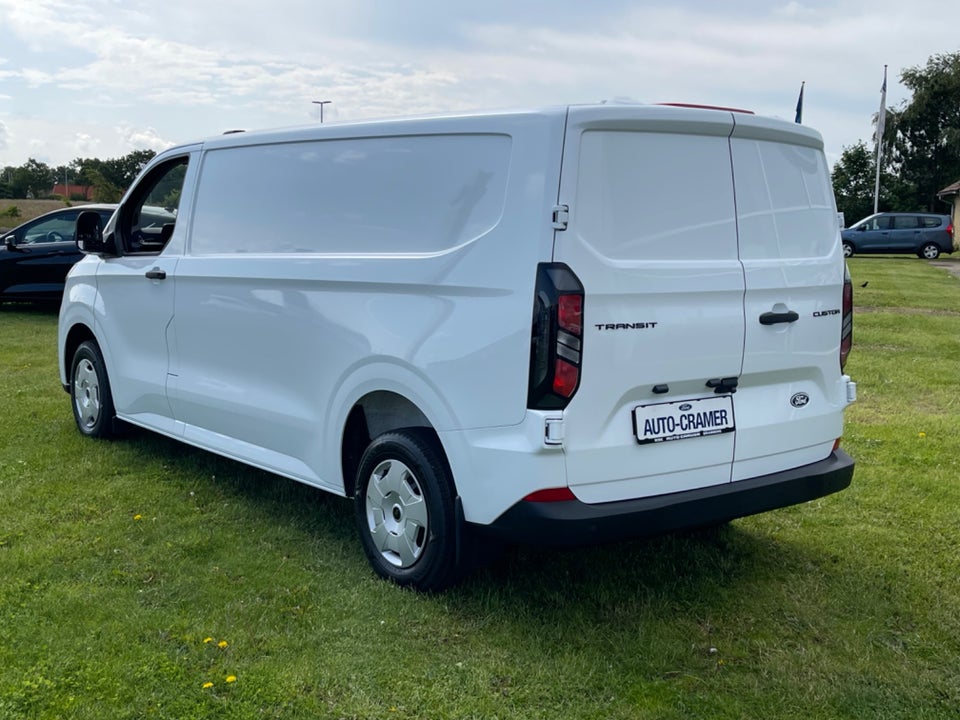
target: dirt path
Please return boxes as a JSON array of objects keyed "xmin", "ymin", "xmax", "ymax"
[{"xmin": 930, "ymin": 258, "xmax": 960, "ymax": 280}]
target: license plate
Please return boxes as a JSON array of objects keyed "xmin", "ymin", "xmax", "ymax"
[{"xmin": 633, "ymin": 396, "xmax": 735, "ymax": 445}]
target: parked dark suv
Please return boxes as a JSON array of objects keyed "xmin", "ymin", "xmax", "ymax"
[{"xmin": 841, "ymin": 212, "xmax": 954, "ymax": 259}]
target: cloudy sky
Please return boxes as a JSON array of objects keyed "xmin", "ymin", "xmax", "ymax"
[{"xmin": 1, "ymin": 0, "xmax": 958, "ymax": 170}]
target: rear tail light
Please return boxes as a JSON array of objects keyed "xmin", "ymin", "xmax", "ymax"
[
  {"xmin": 528, "ymin": 263, "xmax": 585, "ymax": 409},
  {"xmin": 840, "ymin": 265, "xmax": 853, "ymax": 371}
]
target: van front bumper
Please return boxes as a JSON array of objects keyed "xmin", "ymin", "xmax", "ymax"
[{"xmin": 474, "ymin": 449, "xmax": 854, "ymax": 546}]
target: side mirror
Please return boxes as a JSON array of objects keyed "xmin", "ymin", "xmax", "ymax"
[
  {"xmin": 857, "ymin": 225, "xmax": 867, "ymax": 232},
  {"xmin": 3, "ymin": 233, "xmax": 17, "ymax": 251},
  {"xmin": 76, "ymin": 210, "xmax": 118, "ymax": 256}
]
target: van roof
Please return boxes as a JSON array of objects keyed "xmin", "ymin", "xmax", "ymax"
[{"xmin": 161, "ymin": 102, "xmax": 823, "ymax": 157}]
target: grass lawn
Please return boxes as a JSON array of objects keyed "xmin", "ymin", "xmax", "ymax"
[{"xmin": 1, "ymin": 256, "xmax": 959, "ymax": 719}]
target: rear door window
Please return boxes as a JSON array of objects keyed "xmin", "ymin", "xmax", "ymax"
[
  {"xmin": 574, "ymin": 129, "xmax": 738, "ymax": 261},
  {"xmin": 731, "ymin": 137, "xmax": 836, "ymax": 260},
  {"xmin": 893, "ymin": 215, "xmax": 919, "ymax": 229}
]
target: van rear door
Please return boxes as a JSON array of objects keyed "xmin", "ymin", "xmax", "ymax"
[
  {"xmin": 552, "ymin": 105, "xmax": 744, "ymax": 503},
  {"xmin": 729, "ymin": 115, "xmax": 846, "ymax": 481}
]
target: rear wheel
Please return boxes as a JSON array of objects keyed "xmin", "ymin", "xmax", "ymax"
[
  {"xmin": 70, "ymin": 340, "xmax": 119, "ymax": 438},
  {"xmin": 354, "ymin": 428, "xmax": 461, "ymax": 591},
  {"xmin": 920, "ymin": 243, "xmax": 941, "ymax": 260},
  {"xmin": 842, "ymin": 241, "xmax": 854, "ymax": 258}
]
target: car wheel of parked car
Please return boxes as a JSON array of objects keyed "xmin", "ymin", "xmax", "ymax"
[
  {"xmin": 919, "ymin": 243, "xmax": 941, "ymax": 260},
  {"xmin": 355, "ymin": 428, "xmax": 460, "ymax": 592},
  {"xmin": 842, "ymin": 241, "xmax": 854, "ymax": 258},
  {"xmin": 70, "ymin": 340, "xmax": 119, "ymax": 439}
]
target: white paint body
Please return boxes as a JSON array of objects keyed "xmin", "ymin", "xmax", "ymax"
[{"xmin": 59, "ymin": 104, "xmax": 854, "ymax": 529}]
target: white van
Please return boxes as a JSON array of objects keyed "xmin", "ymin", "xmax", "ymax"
[{"xmin": 59, "ymin": 103, "xmax": 856, "ymax": 590}]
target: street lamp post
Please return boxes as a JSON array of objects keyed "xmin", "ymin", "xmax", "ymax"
[{"xmin": 312, "ymin": 100, "xmax": 332, "ymax": 123}]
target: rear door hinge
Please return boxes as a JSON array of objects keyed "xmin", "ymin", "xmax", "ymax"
[{"xmin": 552, "ymin": 204, "xmax": 569, "ymax": 231}]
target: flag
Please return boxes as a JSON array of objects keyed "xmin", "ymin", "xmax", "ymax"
[
  {"xmin": 876, "ymin": 65, "xmax": 888, "ymax": 143},
  {"xmin": 795, "ymin": 81, "xmax": 805, "ymax": 124},
  {"xmin": 873, "ymin": 65, "xmax": 888, "ymax": 215}
]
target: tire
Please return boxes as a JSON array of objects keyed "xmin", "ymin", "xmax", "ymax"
[
  {"xmin": 920, "ymin": 243, "xmax": 941, "ymax": 260},
  {"xmin": 354, "ymin": 428, "xmax": 461, "ymax": 591},
  {"xmin": 70, "ymin": 340, "xmax": 119, "ymax": 439},
  {"xmin": 842, "ymin": 241, "xmax": 854, "ymax": 258}
]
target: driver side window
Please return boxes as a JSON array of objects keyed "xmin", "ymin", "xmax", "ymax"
[
  {"xmin": 118, "ymin": 157, "xmax": 188, "ymax": 254},
  {"xmin": 21, "ymin": 212, "xmax": 79, "ymax": 244}
]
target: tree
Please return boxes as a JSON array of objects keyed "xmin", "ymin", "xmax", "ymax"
[
  {"xmin": 85, "ymin": 168, "xmax": 123, "ymax": 203},
  {"xmin": 71, "ymin": 149, "xmax": 156, "ymax": 201},
  {"xmin": 832, "ymin": 141, "xmax": 912, "ymax": 222},
  {"xmin": 1, "ymin": 149, "xmax": 156, "ymax": 200},
  {"xmin": 4, "ymin": 158, "xmax": 56, "ymax": 198},
  {"xmin": 53, "ymin": 160, "xmax": 87, "ymax": 199},
  {"xmin": 832, "ymin": 142, "xmax": 876, "ymax": 222},
  {"xmin": 0, "ymin": 167, "xmax": 12, "ymax": 199},
  {"xmin": 884, "ymin": 52, "xmax": 960, "ymax": 212}
]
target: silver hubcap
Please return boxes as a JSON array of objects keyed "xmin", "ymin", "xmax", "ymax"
[
  {"xmin": 74, "ymin": 358, "xmax": 102, "ymax": 430},
  {"xmin": 843, "ymin": 244, "xmax": 852, "ymax": 257},
  {"xmin": 923, "ymin": 246, "xmax": 938, "ymax": 259},
  {"xmin": 364, "ymin": 459, "xmax": 429, "ymax": 568}
]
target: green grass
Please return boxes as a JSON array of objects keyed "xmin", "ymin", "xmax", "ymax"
[{"xmin": 2, "ymin": 259, "xmax": 960, "ymax": 719}]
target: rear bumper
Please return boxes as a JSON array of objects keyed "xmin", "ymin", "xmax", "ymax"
[{"xmin": 473, "ymin": 449, "xmax": 854, "ymax": 546}]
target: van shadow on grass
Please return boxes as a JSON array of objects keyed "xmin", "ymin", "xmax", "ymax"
[
  {"xmin": 119, "ymin": 425, "xmax": 831, "ymax": 627},
  {"xmin": 455, "ymin": 521, "xmax": 823, "ymax": 621}
]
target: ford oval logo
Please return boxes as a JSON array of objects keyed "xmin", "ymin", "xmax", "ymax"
[
  {"xmin": 678, "ymin": 403, "xmax": 693, "ymax": 411},
  {"xmin": 790, "ymin": 392, "xmax": 810, "ymax": 408}
]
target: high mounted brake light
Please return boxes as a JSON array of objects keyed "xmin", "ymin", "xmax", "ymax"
[
  {"xmin": 657, "ymin": 103, "xmax": 755, "ymax": 114},
  {"xmin": 528, "ymin": 263, "xmax": 585, "ymax": 409}
]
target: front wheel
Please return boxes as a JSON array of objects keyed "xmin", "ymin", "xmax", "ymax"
[
  {"xmin": 842, "ymin": 241, "xmax": 854, "ymax": 258},
  {"xmin": 354, "ymin": 428, "xmax": 461, "ymax": 591},
  {"xmin": 70, "ymin": 340, "xmax": 119, "ymax": 438},
  {"xmin": 920, "ymin": 243, "xmax": 941, "ymax": 260}
]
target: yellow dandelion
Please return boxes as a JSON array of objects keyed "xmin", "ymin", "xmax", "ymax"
[
  {"xmin": 203, "ymin": 637, "xmax": 213, "ymax": 644},
  {"xmin": 202, "ymin": 682, "xmax": 214, "ymax": 689},
  {"xmin": 919, "ymin": 431, "xmax": 927, "ymax": 439},
  {"xmin": 133, "ymin": 514, "xmax": 143, "ymax": 521},
  {"xmin": 225, "ymin": 675, "xmax": 237, "ymax": 683},
  {"xmin": 218, "ymin": 640, "xmax": 229, "ymax": 649}
]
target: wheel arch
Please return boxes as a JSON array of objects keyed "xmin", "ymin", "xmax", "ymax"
[
  {"xmin": 326, "ymin": 360, "xmax": 461, "ymax": 499},
  {"xmin": 341, "ymin": 390, "xmax": 453, "ymax": 499},
  {"xmin": 62, "ymin": 322, "xmax": 98, "ymax": 389}
]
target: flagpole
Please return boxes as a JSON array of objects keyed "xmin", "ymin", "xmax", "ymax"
[{"xmin": 873, "ymin": 65, "xmax": 888, "ymax": 215}]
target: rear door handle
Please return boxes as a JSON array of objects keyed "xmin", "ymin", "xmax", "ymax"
[
  {"xmin": 145, "ymin": 268, "xmax": 166, "ymax": 280},
  {"xmin": 759, "ymin": 310, "xmax": 799, "ymax": 325}
]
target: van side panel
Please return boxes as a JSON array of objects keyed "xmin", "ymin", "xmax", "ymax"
[
  {"xmin": 730, "ymin": 116, "xmax": 848, "ymax": 481},
  {"xmin": 165, "ymin": 116, "xmax": 566, "ymax": 493}
]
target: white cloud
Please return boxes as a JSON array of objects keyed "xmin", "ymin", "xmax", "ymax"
[
  {"xmin": 117, "ymin": 124, "xmax": 176, "ymax": 154},
  {"xmin": 73, "ymin": 132, "xmax": 100, "ymax": 158},
  {"xmin": 0, "ymin": 0, "xmax": 957, "ymax": 167}
]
